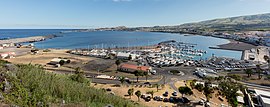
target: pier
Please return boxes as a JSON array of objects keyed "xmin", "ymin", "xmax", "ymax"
[{"xmin": 0, "ymin": 35, "xmax": 56, "ymax": 45}]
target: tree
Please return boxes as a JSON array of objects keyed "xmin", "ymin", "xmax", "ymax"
[
  {"xmin": 146, "ymin": 90, "xmax": 155, "ymax": 98},
  {"xmin": 203, "ymin": 82, "xmax": 214, "ymax": 102},
  {"xmin": 245, "ymin": 69, "xmax": 252, "ymax": 77},
  {"xmin": 134, "ymin": 70, "xmax": 143, "ymax": 83},
  {"xmin": 263, "ymin": 56, "xmax": 270, "ymax": 74},
  {"xmin": 115, "ymin": 60, "xmax": 122, "ymax": 69},
  {"xmin": 143, "ymin": 72, "xmax": 149, "ymax": 81},
  {"xmin": 128, "ymin": 88, "xmax": 134, "ymax": 99},
  {"xmin": 128, "ymin": 55, "xmax": 132, "ymax": 60},
  {"xmin": 70, "ymin": 67, "xmax": 86, "ymax": 83},
  {"xmin": 59, "ymin": 60, "xmax": 65, "ymax": 66},
  {"xmin": 119, "ymin": 76, "xmax": 125, "ymax": 86},
  {"xmin": 190, "ymin": 79, "xmax": 197, "ymax": 89},
  {"xmin": 135, "ymin": 90, "xmax": 141, "ymax": 101},
  {"xmin": 154, "ymin": 83, "xmax": 160, "ymax": 92},
  {"xmin": 256, "ymin": 64, "xmax": 262, "ymax": 79},
  {"xmin": 219, "ymin": 80, "xmax": 241, "ymax": 107},
  {"xmin": 178, "ymin": 86, "xmax": 193, "ymax": 97},
  {"xmin": 75, "ymin": 67, "xmax": 82, "ymax": 74},
  {"xmin": 195, "ymin": 84, "xmax": 204, "ymax": 92}
]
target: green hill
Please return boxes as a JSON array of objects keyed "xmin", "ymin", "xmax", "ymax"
[
  {"xmin": 0, "ymin": 60, "xmax": 139, "ymax": 107},
  {"xmin": 124, "ymin": 13, "xmax": 270, "ymax": 33},
  {"xmin": 179, "ymin": 13, "xmax": 270, "ymax": 31}
]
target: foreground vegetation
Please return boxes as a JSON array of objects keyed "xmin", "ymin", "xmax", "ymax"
[{"xmin": 0, "ymin": 60, "xmax": 139, "ymax": 107}]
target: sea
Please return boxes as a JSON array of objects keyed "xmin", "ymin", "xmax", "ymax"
[{"xmin": 0, "ymin": 29, "xmax": 242, "ymax": 59}]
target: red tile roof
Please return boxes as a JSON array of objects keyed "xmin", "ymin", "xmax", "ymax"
[{"xmin": 120, "ymin": 63, "xmax": 150, "ymax": 72}]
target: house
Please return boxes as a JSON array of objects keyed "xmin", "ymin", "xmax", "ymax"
[
  {"xmin": 49, "ymin": 58, "xmax": 70, "ymax": 65},
  {"xmin": 236, "ymin": 90, "xmax": 245, "ymax": 105},
  {"xmin": 119, "ymin": 63, "xmax": 152, "ymax": 73},
  {"xmin": 116, "ymin": 52, "xmax": 138, "ymax": 60},
  {"xmin": 0, "ymin": 52, "xmax": 16, "ymax": 59},
  {"xmin": 49, "ymin": 58, "xmax": 63, "ymax": 65},
  {"xmin": 254, "ymin": 89, "xmax": 270, "ymax": 107},
  {"xmin": 117, "ymin": 52, "xmax": 130, "ymax": 59}
]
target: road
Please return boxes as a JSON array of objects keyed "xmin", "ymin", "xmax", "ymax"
[{"xmin": 48, "ymin": 65, "xmax": 198, "ymax": 91}]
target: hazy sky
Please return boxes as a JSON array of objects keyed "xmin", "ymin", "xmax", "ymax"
[{"xmin": 0, "ymin": 0, "xmax": 270, "ymax": 29}]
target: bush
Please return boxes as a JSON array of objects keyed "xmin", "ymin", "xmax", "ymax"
[
  {"xmin": 43, "ymin": 49, "xmax": 51, "ymax": 52},
  {"xmin": 59, "ymin": 60, "xmax": 65, "ymax": 66},
  {"xmin": 228, "ymin": 74, "xmax": 242, "ymax": 81},
  {"xmin": 267, "ymin": 75, "xmax": 270, "ymax": 80},
  {"xmin": 195, "ymin": 84, "xmax": 204, "ymax": 92},
  {"xmin": 66, "ymin": 60, "xmax": 71, "ymax": 64},
  {"xmin": 0, "ymin": 64, "xmax": 139, "ymax": 107},
  {"xmin": 170, "ymin": 70, "xmax": 180, "ymax": 74}
]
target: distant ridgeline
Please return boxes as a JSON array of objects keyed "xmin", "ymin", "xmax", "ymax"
[{"xmin": 89, "ymin": 13, "xmax": 270, "ymax": 33}]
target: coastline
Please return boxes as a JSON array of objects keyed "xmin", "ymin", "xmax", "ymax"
[
  {"xmin": 0, "ymin": 35, "xmax": 57, "ymax": 45},
  {"xmin": 209, "ymin": 40, "xmax": 257, "ymax": 51},
  {"xmin": 0, "ymin": 31, "xmax": 254, "ymax": 59}
]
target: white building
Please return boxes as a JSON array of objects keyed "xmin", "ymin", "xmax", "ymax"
[{"xmin": 254, "ymin": 89, "xmax": 270, "ymax": 107}]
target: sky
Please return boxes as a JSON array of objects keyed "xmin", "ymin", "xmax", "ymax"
[{"xmin": 0, "ymin": 0, "xmax": 270, "ymax": 29}]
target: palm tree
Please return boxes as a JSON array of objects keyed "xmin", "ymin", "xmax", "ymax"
[
  {"xmin": 265, "ymin": 56, "xmax": 270, "ymax": 72},
  {"xmin": 154, "ymin": 83, "xmax": 160, "ymax": 92},
  {"xmin": 115, "ymin": 59, "xmax": 122, "ymax": 70},
  {"xmin": 134, "ymin": 70, "xmax": 143, "ymax": 83},
  {"xmin": 245, "ymin": 69, "xmax": 252, "ymax": 77},
  {"xmin": 203, "ymin": 84, "xmax": 214, "ymax": 102},
  {"xmin": 178, "ymin": 86, "xmax": 193, "ymax": 97},
  {"xmin": 256, "ymin": 64, "xmax": 262, "ymax": 79},
  {"xmin": 135, "ymin": 90, "xmax": 141, "ymax": 101},
  {"xmin": 143, "ymin": 72, "xmax": 149, "ymax": 81},
  {"xmin": 128, "ymin": 88, "xmax": 134, "ymax": 99},
  {"xmin": 146, "ymin": 90, "xmax": 155, "ymax": 98},
  {"xmin": 119, "ymin": 76, "xmax": 125, "ymax": 86}
]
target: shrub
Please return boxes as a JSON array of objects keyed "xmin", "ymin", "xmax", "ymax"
[
  {"xmin": 66, "ymin": 60, "xmax": 71, "ymax": 64},
  {"xmin": 195, "ymin": 84, "xmax": 204, "ymax": 92},
  {"xmin": 0, "ymin": 64, "xmax": 139, "ymax": 107},
  {"xmin": 170, "ymin": 70, "xmax": 180, "ymax": 74},
  {"xmin": 43, "ymin": 49, "xmax": 51, "ymax": 52},
  {"xmin": 59, "ymin": 60, "xmax": 65, "ymax": 66},
  {"xmin": 228, "ymin": 74, "xmax": 242, "ymax": 81}
]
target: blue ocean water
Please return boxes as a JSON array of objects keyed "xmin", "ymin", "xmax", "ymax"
[{"xmin": 0, "ymin": 29, "xmax": 242, "ymax": 59}]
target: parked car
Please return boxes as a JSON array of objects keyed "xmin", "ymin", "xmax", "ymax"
[
  {"xmin": 182, "ymin": 97, "xmax": 190, "ymax": 103},
  {"xmin": 106, "ymin": 88, "xmax": 112, "ymax": 91},
  {"xmin": 154, "ymin": 96, "xmax": 163, "ymax": 101},
  {"xmin": 144, "ymin": 96, "xmax": 151, "ymax": 102},
  {"xmin": 163, "ymin": 98, "xmax": 169, "ymax": 102},
  {"xmin": 163, "ymin": 91, "xmax": 169, "ymax": 97},
  {"xmin": 169, "ymin": 97, "xmax": 175, "ymax": 103},
  {"xmin": 199, "ymin": 100, "xmax": 204, "ymax": 105},
  {"xmin": 141, "ymin": 94, "xmax": 146, "ymax": 99},
  {"xmin": 172, "ymin": 91, "xmax": 177, "ymax": 96}
]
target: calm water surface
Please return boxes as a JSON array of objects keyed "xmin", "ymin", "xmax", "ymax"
[{"xmin": 0, "ymin": 29, "xmax": 242, "ymax": 59}]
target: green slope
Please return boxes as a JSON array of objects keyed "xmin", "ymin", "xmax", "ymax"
[{"xmin": 0, "ymin": 60, "xmax": 140, "ymax": 107}]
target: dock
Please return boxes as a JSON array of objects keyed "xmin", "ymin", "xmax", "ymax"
[{"xmin": 0, "ymin": 35, "xmax": 56, "ymax": 45}]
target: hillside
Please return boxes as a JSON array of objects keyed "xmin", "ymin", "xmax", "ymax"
[
  {"xmin": 107, "ymin": 13, "xmax": 270, "ymax": 33},
  {"xmin": 179, "ymin": 13, "xmax": 270, "ymax": 31},
  {"xmin": 0, "ymin": 60, "xmax": 140, "ymax": 107}
]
